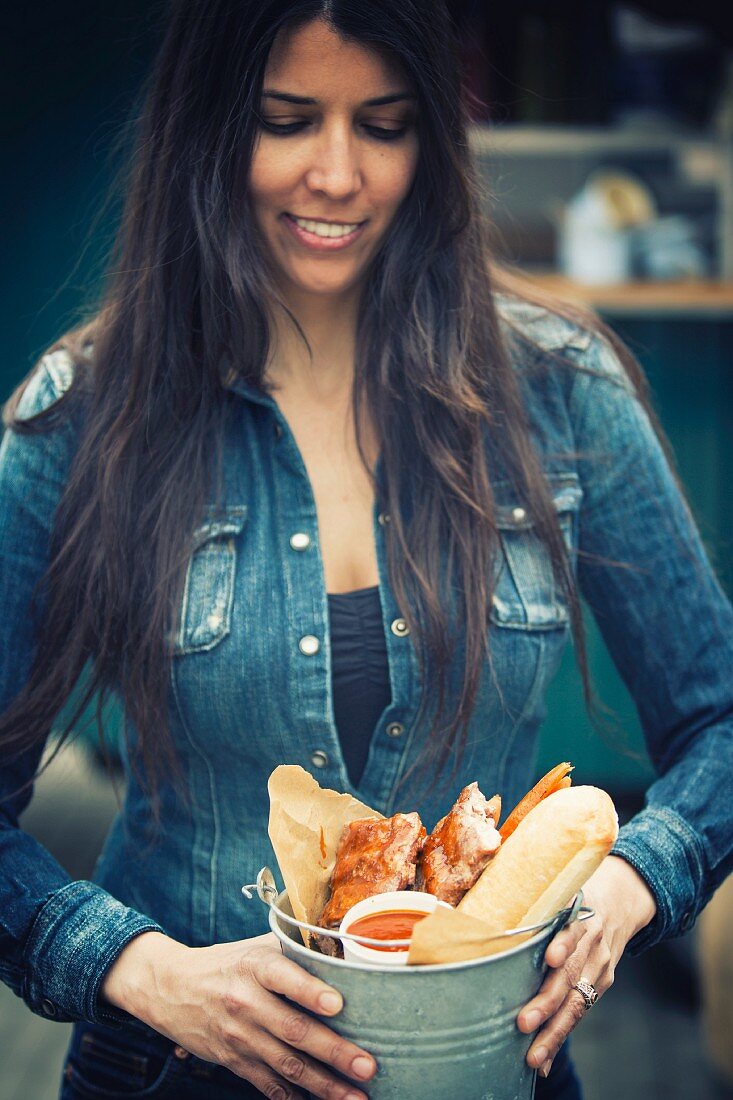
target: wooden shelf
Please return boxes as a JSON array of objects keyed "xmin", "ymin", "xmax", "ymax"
[{"xmin": 519, "ymin": 273, "xmax": 733, "ymax": 317}]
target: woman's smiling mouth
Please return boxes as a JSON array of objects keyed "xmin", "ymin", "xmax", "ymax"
[{"xmin": 281, "ymin": 212, "xmax": 367, "ymax": 250}]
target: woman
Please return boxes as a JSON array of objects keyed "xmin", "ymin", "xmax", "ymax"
[{"xmin": 1, "ymin": 1, "xmax": 731, "ymax": 1098}]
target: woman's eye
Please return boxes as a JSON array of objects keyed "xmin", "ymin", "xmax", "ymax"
[
  {"xmin": 258, "ymin": 119, "xmax": 309, "ymax": 135},
  {"xmin": 363, "ymin": 125, "xmax": 409, "ymax": 141},
  {"xmin": 257, "ymin": 118, "xmax": 408, "ymax": 142}
]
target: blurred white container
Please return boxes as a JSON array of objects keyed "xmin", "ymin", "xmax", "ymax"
[{"xmin": 558, "ymin": 169, "xmax": 656, "ymax": 285}]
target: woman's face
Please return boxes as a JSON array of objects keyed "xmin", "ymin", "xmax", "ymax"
[{"xmin": 249, "ymin": 19, "xmax": 419, "ymax": 306}]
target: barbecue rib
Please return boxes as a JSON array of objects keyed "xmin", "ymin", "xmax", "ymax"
[
  {"xmin": 418, "ymin": 783, "xmax": 501, "ymax": 906},
  {"xmin": 316, "ymin": 812, "xmax": 426, "ymax": 955}
]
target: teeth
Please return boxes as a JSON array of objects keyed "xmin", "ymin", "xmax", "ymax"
[{"xmin": 292, "ymin": 216, "xmax": 360, "ymax": 238}]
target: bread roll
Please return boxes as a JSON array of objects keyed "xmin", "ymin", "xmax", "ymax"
[{"xmin": 457, "ymin": 785, "xmax": 618, "ymax": 929}]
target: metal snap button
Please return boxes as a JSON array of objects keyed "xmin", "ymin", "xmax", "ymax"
[
  {"xmin": 274, "ymin": 422, "xmax": 283, "ymax": 439},
  {"xmin": 511, "ymin": 506, "xmax": 527, "ymax": 522},
  {"xmin": 310, "ymin": 749, "xmax": 329, "ymax": 768},
  {"xmin": 174, "ymin": 1046, "xmax": 191, "ymax": 1060},
  {"xmin": 378, "ymin": 512, "xmax": 391, "ymax": 526},
  {"xmin": 289, "ymin": 532, "xmax": 311, "ymax": 551},
  {"xmin": 390, "ymin": 618, "xmax": 410, "ymax": 637},
  {"xmin": 386, "ymin": 722, "xmax": 405, "ymax": 738},
  {"xmin": 41, "ymin": 998, "xmax": 57, "ymax": 1017},
  {"xmin": 681, "ymin": 910, "xmax": 694, "ymax": 932},
  {"xmin": 299, "ymin": 635, "xmax": 320, "ymax": 656}
]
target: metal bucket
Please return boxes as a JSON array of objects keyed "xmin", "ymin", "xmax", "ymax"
[{"xmin": 245, "ymin": 869, "xmax": 590, "ymax": 1100}]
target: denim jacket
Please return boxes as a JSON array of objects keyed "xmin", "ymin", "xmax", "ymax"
[{"xmin": 2, "ymin": 296, "xmax": 732, "ymax": 1026}]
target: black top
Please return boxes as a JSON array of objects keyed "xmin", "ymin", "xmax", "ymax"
[{"xmin": 327, "ymin": 585, "xmax": 391, "ymax": 787}]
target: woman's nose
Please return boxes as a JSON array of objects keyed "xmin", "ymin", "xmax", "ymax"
[{"xmin": 304, "ymin": 124, "xmax": 362, "ymax": 198}]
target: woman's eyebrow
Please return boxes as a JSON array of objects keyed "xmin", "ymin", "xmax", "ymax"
[{"xmin": 262, "ymin": 91, "xmax": 416, "ymax": 106}]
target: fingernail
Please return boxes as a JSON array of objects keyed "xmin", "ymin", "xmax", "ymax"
[
  {"xmin": 521, "ymin": 1009, "xmax": 542, "ymax": 1031},
  {"xmin": 532, "ymin": 1045, "xmax": 548, "ymax": 1069},
  {"xmin": 319, "ymin": 990, "xmax": 343, "ymax": 1013},
  {"xmin": 351, "ymin": 1055, "xmax": 375, "ymax": 1080},
  {"xmin": 345, "ymin": 1092, "xmax": 366, "ymax": 1100},
  {"xmin": 540, "ymin": 1059, "xmax": 554, "ymax": 1078}
]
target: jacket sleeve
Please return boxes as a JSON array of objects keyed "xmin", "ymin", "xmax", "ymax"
[
  {"xmin": 568, "ymin": 333, "xmax": 733, "ymax": 953},
  {"xmin": 0, "ymin": 353, "xmax": 162, "ymax": 1024}
]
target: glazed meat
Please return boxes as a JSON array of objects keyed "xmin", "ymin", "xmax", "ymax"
[
  {"xmin": 418, "ymin": 783, "xmax": 501, "ymax": 906},
  {"xmin": 316, "ymin": 812, "xmax": 426, "ymax": 955}
]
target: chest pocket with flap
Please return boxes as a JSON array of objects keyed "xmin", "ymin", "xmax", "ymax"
[
  {"xmin": 490, "ymin": 476, "xmax": 582, "ymax": 630},
  {"xmin": 174, "ymin": 505, "xmax": 248, "ymax": 654}
]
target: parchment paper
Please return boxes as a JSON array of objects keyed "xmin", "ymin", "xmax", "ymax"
[
  {"xmin": 268, "ymin": 765, "xmax": 382, "ymax": 947},
  {"xmin": 408, "ymin": 907, "xmax": 535, "ymax": 965}
]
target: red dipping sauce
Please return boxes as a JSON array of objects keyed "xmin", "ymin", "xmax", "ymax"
[{"xmin": 346, "ymin": 909, "xmax": 429, "ymax": 952}]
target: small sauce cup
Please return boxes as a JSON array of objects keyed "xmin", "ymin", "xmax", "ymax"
[{"xmin": 339, "ymin": 890, "xmax": 453, "ymax": 967}]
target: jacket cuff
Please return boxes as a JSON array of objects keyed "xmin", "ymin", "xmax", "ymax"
[
  {"xmin": 611, "ymin": 806, "xmax": 706, "ymax": 954},
  {"xmin": 21, "ymin": 880, "xmax": 163, "ymax": 1024}
]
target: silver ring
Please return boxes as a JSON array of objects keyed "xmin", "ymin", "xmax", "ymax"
[{"xmin": 573, "ymin": 978, "xmax": 599, "ymax": 1010}]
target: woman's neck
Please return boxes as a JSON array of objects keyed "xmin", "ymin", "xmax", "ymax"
[{"xmin": 264, "ymin": 288, "xmax": 360, "ymax": 401}]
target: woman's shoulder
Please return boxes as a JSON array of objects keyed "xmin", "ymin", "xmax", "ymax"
[
  {"xmin": 13, "ymin": 347, "xmax": 78, "ymax": 422},
  {"xmin": 494, "ymin": 291, "xmax": 634, "ymax": 394},
  {"xmin": 495, "ymin": 291, "xmax": 593, "ymax": 354},
  {"xmin": 6, "ymin": 330, "xmax": 94, "ymax": 427}
]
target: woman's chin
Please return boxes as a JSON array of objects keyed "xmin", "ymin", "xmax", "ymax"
[{"xmin": 281, "ymin": 268, "xmax": 364, "ymax": 300}]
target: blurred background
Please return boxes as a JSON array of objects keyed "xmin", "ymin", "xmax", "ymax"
[{"xmin": 2, "ymin": 1, "xmax": 733, "ymax": 1097}]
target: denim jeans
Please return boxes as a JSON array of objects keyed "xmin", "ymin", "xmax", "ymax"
[
  {"xmin": 59, "ymin": 1019, "xmax": 262, "ymax": 1099},
  {"xmin": 60, "ymin": 1020, "xmax": 583, "ymax": 1099}
]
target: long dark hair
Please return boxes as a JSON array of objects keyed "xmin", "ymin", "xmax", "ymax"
[{"xmin": 1, "ymin": 0, "xmax": 667, "ymax": 801}]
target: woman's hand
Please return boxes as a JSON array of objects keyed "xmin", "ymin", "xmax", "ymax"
[
  {"xmin": 516, "ymin": 855, "xmax": 657, "ymax": 1078},
  {"xmin": 101, "ymin": 930, "xmax": 376, "ymax": 1100}
]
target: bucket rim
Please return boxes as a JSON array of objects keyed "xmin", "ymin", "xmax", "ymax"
[{"xmin": 269, "ymin": 888, "xmax": 575, "ymax": 974}]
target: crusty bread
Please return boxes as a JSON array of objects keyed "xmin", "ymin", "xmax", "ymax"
[{"xmin": 457, "ymin": 785, "xmax": 618, "ymax": 929}]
